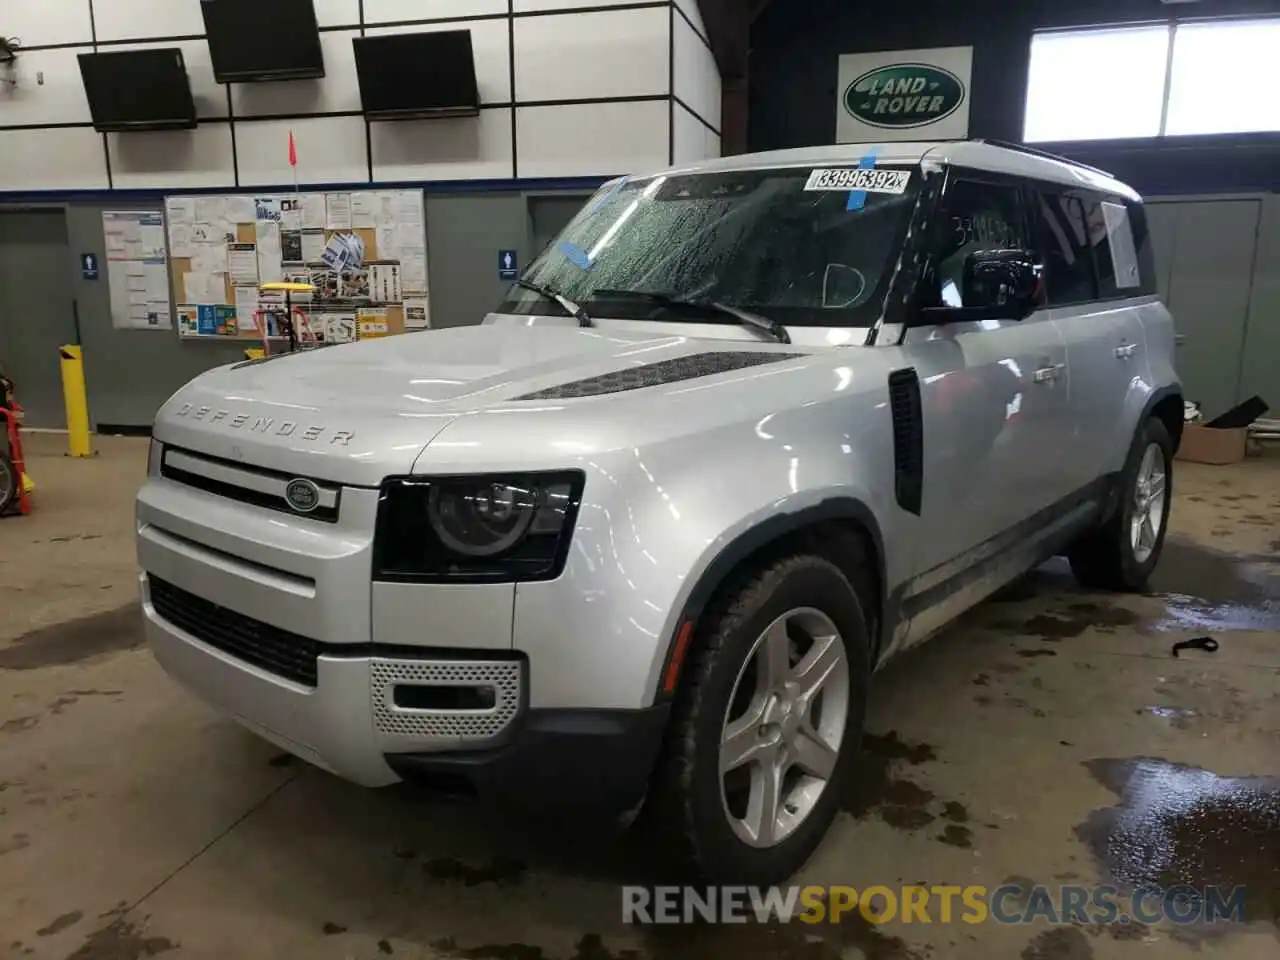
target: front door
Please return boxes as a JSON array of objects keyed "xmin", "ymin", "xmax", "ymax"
[
  {"xmin": 894, "ymin": 174, "xmax": 1073, "ymax": 647},
  {"xmin": 0, "ymin": 212, "xmax": 78, "ymax": 428}
]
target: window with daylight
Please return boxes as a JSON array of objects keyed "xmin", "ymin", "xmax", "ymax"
[
  {"xmin": 1023, "ymin": 26, "xmax": 1170, "ymax": 143},
  {"xmin": 1165, "ymin": 19, "xmax": 1280, "ymax": 135},
  {"xmin": 1024, "ymin": 18, "xmax": 1280, "ymax": 142}
]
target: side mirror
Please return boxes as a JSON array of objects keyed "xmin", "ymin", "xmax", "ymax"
[
  {"xmin": 914, "ymin": 249, "xmax": 1043, "ymax": 326},
  {"xmin": 962, "ymin": 249, "xmax": 1042, "ymax": 317}
]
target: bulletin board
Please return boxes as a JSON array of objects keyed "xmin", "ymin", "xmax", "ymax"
[{"xmin": 164, "ymin": 190, "xmax": 431, "ymax": 345}]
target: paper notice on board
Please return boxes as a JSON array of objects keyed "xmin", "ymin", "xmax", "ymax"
[
  {"xmin": 195, "ymin": 197, "xmax": 226, "ymax": 228},
  {"xmin": 351, "ymin": 194, "xmax": 379, "ymax": 229},
  {"xmin": 144, "ymin": 261, "xmax": 169, "ymax": 305},
  {"xmin": 280, "ymin": 197, "xmax": 303, "ymax": 232},
  {"xmin": 228, "ymin": 243, "xmax": 259, "ymax": 285},
  {"xmin": 254, "ymin": 197, "xmax": 282, "ymax": 223},
  {"xmin": 398, "ymin": 190, "xmax": 425, "ymax": 225},
  {"xmin": 325, "ymin": 194, "xmax": 352, "ymax": 231},
  {"xmin": 300, "ymin": 194, "xmax": 326, "ymax": 230},
  {"xmin": 224, "ymin": 196, "xmax": 255, "ymax": 225},
  {"xmin": 184, "ymin": 272, "xmax": 226, "ymax": 305},
  {"xmin": 404, "ymin": 298, "xmax": 430, "ymax": 330},
  {"xmin": 234, "ymin": 286, "xmax": 260, "ymax": 334},
  {"xmin": 401, "ymin": 255, "xmax": 428, "ymax": 295},
  {"xmin": 167, "ymin": 198, "xmax": 196, "ymax": 227},
  {"xmin": 281, "ymin": 231, "xmax": 303, "ymax": 264},
  {"xmin": 177, "ymin": 305, "xmax": 199, "ymax": 337},
  {"xmin": 255, "ymin": 221, "xmax": 283, "ymax": 283},
  {"xmin": 375, "ymin": 226, "xmax": 396, "ymax": 263},
  {"xmin": 192, "ymin": 242, "xmax": 229, "ymax": 275},
  {"xmin": 322, "ymin": 313, "xmax": 357, "ymax": 344},
  {"xmin": 301, "ymin": 231, "xmax": 327, "ymax": 264},
  {"xmin": 169, "ymin": 224, "xmax": 195, "ymax": 259}
]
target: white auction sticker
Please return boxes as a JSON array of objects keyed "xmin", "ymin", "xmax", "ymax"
[{"xmin": 804, "ymin": 167, "xmax": 911, "ymax": 194}]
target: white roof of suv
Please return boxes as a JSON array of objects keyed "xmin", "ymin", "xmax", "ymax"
[{"xmin": 664, "ymin": 139, "xmax": 1141, "ymax": 203}]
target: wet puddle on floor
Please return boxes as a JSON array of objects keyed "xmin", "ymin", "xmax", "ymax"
[
  {"xmin": 1147, "ymin": 539, "xmax": 1280, "ymax": 633},
  {"xmin": 1077, "ymin": 758, "xmax": 1280, "ymax": 928}
]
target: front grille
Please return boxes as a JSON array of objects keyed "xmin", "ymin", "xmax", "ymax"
[
  {"xmin": 161, "ymin": 447, "xmax": 340, "ymax": 523},
  {"xmin": 371, "ymin": 659, "xmax": 523, "ymax": 743},
  {"xmin": 149, "ymin": 577, "xmax": 320, "ymax": 687}
]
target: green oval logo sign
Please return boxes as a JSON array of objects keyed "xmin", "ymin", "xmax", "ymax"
[{"xmin": 844, "ymin": 63, "xmax": 965, "ymax": 129}]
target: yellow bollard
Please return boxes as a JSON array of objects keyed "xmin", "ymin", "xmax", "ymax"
[{"xmin": 59, "ymin": 345, "xmax": 95, "ymax": 458}]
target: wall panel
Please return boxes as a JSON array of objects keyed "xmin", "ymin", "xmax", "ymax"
[
  {"xmin": 514, "ymin": 8, "xmax": 670, "ymax": 102},
  {"xmin": 362, "ymin": 0, "xmax": 507, "ymax": 23},
  {"xmin": 517, "ymin": 100, "xmax": 669, "ymax": 178},
  {"xmin": 6, "ymin": 0, "xmax": 94, "ymax": 46},
  {"xmin": 1, "ymin": 47, "xmax": 94, "ymax": 126},
  {"xmin": 0, "ymin": 127, "xmax": 109, "ymax": 191},
  {"xmin": 92, "ymin": 0, "xmax": 206, "ymax": 42},
  {"xmin": 235, "ymin": 115, "xmax": 369, "ymax": 186},
  {"xmin": 372, "ymin": 109, "xmax": 514, "ymax": 182},
  {"xmin": 314, "ymin": 0, "xmax": 361, "ymax": 27},
  {"xmin": 107, "ymin": 124, "xmax": 236, "ymax": 190},
  {"xmin": 231, "ymin": 30, "xmax": 362, "ymax": 117},
  {"xmin": 673, "ymin": 13, "xmax": 720, "ymax": 130}
]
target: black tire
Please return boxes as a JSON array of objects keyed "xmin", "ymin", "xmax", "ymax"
[
  {"xmin": 1069, "ymin": 416, "xmax": 1174, "ymax": 591},
  {"xmin": 0, "ymin": 452, "xmax": 16, "ymax": 517},
  {"xmin": 645, "ymin": 553, "xmax": 872, "ymax": 886}
]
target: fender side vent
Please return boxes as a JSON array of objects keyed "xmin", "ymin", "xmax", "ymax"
[
  {"xmin": 888, "ymin": 367, "xmax": 923, "ymax": 515},
  {"xmin": 513, "ymin": 351, "xmax": 805, "ymax": 401}
]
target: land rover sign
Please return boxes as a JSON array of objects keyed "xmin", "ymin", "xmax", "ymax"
[
  {"xmin": 836, "ymin": 46, "xmax": 973, "ymax": 143},
  {"xmin": 845, "ymin": 64, "xmax": 965, "ymax": 129}
]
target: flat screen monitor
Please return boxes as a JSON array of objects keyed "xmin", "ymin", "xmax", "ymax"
[
  {"xmin": 202, "ymin": 0, "xmax": 325, "ymax": 82},
  {"xmin": 78, "ymin": 49, "xmax": 198, "ymax": 132},
  {"xmin": 353, "ymin": 30, "xmax": 480, "ymax": 120}
]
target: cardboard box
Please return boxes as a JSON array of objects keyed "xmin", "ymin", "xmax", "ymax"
[{"xmin": 1176, "ymin": 424, "xmax": 1247, "ymax": 465}]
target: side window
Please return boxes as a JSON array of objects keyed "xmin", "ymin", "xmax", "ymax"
[
  {"xmin": 1126, "ymin": 200, "xmax": 1158, "ymax": 297},
  {"xmin": 932, "ymin": 179, "xmax": 1029, "ymax": 307},
  {"xmin": 1034, "ymin": 190, "xmax": 1097, "ymax": 304},
  {"xmin": 1083, "ymin": 194, "xmax": 1144, "ymax": 298}
]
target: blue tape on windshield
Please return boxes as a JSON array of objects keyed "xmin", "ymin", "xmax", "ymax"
[
  {"xmin": 557, "ymin": 241, "xmax": 593, "ymax": 270},
  {"xmin": 847, "ymin": 148, "xmax": 882, "ymax": 212}
]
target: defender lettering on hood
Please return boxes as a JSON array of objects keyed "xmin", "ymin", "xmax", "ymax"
[{"xmin": 174, "ymin": 403, "xmax": 355, "ymax": 446}]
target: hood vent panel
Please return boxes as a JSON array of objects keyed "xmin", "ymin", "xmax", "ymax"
[{"xmin": 514, "ymin": 351, "xmax": 805, "ymax": 401}]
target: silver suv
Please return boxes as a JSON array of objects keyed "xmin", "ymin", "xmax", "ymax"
[{"xmin": 137, "ymin": 140, "xmax": 1181, "ymax": 885}]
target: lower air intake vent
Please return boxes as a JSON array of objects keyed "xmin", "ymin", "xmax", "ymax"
[
  {"xmin": 888, "ymin": 367, "xmax": 923, "ymax": 515},
  {"xmin": 515, "ymin": 351, "xmax": 805, "ymax": 401}
]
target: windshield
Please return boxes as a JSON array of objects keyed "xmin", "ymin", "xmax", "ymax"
[{"xmin": 498, "ymin": 165, "xmax": 922, "ymax": 328}]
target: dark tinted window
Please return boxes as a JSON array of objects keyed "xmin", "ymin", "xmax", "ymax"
[
  {"xmin": 1126, "ymin": 201, "xmax": 1158, "ymax": 297},
  {"xmin": 930, "ymin": 179, "xmax": 1028, "ymax": 308},
  {"xmin": 1034, "ymin": 191, "xmax": 1096, "ymax": 305}
]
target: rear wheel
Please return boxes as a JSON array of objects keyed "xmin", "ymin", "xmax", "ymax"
[
  {"xmin": 647, "ymin": 553, "xmax": 871, "ymax": 885},
  {"xmin": 1069, "ymin": 417, "xmax": 1173, "ymax": 591}
]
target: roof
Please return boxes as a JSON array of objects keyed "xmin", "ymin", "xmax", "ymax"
[{"xmin": 655, "ymin": 140, "xmax": 1141, "ymax": 202}]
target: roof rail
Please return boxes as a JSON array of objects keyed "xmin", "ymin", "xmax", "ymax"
[{"xmin": 973, "ymin": 139, "xmax": 1114, "ymax": 179}]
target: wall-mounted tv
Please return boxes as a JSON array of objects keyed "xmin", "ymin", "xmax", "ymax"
[
  {"xmin": 78, "ymin": 49, "xmax": 198, "ymax": 132},
  {"xmin": 353, "ymin": 30, "xmax": 480, "ymax": 120},
  {"xmin": 202, "ymin": 0, "xmax": 325, "ymax": 83}
]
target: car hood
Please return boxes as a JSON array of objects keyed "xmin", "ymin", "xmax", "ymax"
[{"xmin": 152, "ymin": 324, "xmax": 807, "ymax": 486}]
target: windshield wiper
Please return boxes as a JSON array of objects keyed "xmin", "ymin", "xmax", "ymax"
[
  {"xmin": 515, "ymin": 278, "xmax": 593, "ymax": 328},
  {"xmin": 590, "ymin": 289, "xmax": 791, "ymax": 345}
]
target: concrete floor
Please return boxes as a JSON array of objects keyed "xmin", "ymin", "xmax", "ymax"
[{"xmin": 2, "ymin": 432, "xmax": 1278, "ymax": 960}]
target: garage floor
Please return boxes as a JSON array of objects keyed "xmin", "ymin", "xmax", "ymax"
[{"xmin": 3, "ymin": 434, "xmax": 1278, "ymax": 960}]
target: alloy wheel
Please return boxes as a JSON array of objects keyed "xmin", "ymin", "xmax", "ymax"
[{"xmin": 1130, "ymin": 442, "xmax": 1167, "ymax": 564}]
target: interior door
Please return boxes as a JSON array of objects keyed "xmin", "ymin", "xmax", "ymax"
[
  {"xmin": 1161, "ymin": 199, "xmax": 1260, "ymax": 418},
  {"xmin": 0, "ymin": 212, "xmax": 77, "ymax": 428}
]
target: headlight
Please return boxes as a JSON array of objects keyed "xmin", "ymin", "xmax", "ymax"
[{"xmin": 374, "ymin": 472, "xmax": 584, "ymax": 583}]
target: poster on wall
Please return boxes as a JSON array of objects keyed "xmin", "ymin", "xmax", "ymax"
[
  {"xmin": 103, "ymin": 211, "xmax": 173, "ymax": 331},
  {"xmin": 835, "ymin": 46, "xmax": 973, "ymax": 143}
]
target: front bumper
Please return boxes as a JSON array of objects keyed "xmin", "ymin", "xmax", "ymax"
[{"xmin": 143, "ymin": 579, "xmax": 669, "ymax": 809}]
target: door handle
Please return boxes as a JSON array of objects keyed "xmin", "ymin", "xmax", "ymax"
[
  {"xmin": 1174, "ymin": 334, "xmax": 1187, "ymax": 346},
  {"xmin": 1033, "ymin": 362, "xmax": 1065, "ymax": 384},
  {"xmin": 1115, "ymin": 342, "xmax": 1137, "ymax": 359}
]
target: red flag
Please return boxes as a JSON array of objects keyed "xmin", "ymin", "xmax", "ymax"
[{"xmin": 288, "ymin": 130, "xmax": 297, "ymax": 167}]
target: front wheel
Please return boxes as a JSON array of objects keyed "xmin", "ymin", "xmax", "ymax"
[
  {"xmin": 1069, "ymin": 417, "xmax": 1174, "ymax": 591},
  {"xmin": 646, "ymin": 554, "xmax": 871, "ymax": 885},
  {"xmin": 0, "ymin": 452, "xmax": 17, "ymax": 517}
]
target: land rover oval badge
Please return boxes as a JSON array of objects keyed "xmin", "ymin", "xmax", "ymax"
[
  {"xmin": 285, "ymin": 478, "xmax": 321, "ymax": 514},
  {"xmin": 844, "ymin": 63, "xmax": 964, "ymax": 129}
]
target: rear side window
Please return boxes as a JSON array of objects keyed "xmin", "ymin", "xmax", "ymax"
[
  {"xmin": 1034, "ymin": 191, "xmax": 1096, "ymax": 304},
  {"xmin": 1126, "ymin": 201, "xmax": 1158, "ymax": 297}
]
